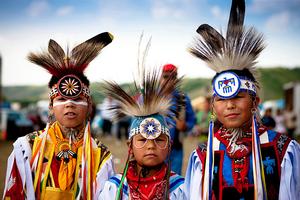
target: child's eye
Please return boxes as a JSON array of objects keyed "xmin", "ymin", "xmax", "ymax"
[
  {"xmin": 57, "ymin": 97, "xmax": 66, "ymax": 101},
  {"xmin": 138, "ymin": 138, "xmax": 147, "ymax": 142},
  {"xmin": 216, "ymin": 98, "xmax": 224, "ymax": 102},
  {"xmin": 75, "ymin": 97, "xmax": 85, "ymax": 101},
  {"xmin": 235, "ymin": 94, "xmax": 246, "ymax": 99}
]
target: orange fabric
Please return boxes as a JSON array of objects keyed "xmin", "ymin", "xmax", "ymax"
[{"xmin": 47, "ymin": 122, "xmax": 83, "ymax": 191}]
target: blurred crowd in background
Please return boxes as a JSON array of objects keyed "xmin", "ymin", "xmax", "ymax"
[{"xmin": 1, "ymin": 91, "xmax": 299, "ymax": 142}]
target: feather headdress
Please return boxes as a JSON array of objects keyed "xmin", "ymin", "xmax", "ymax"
[
  {"xmin": 28, "ymin": 32, "xmax": 113, "ymax": 99},
  {"xmin": 189, "ymin": 0, "xmax": 265, "ymax": 97},
  {"xmin": 102, "ymin": 35, "xmax": 181, "ymax": 139}
]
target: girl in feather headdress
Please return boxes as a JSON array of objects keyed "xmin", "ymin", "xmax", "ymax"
[
  {"xmin": 99, "ymin": 38, "xmax": 185, "ymax": 200},
  {"xmin": 184, "ymin": 0, "xmax": 300, "ymax": 200},
  {"xmin": 3, "ymin": 32, "xmax": 115, "ymax": 200}
]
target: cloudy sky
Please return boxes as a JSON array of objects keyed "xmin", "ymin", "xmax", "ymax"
[{"xmin": 1, "ymin": 0, "xmax": 300, "ymax": 86}]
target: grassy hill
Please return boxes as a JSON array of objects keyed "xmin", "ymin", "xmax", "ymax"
[{"xmin": 2, "ymin": 67, "xmax": 300, "ymax": 106}]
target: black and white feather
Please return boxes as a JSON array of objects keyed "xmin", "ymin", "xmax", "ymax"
[
  {"xmin": 189, "ymin": 0, "xmax": 265, "ymax": 84},
  {"xmin": 28, "ymin": 32, "xmax": 113, "ymax": 80}
]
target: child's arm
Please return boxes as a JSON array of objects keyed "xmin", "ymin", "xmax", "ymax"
[
  {"xmin": 94, "ymin": 154, "xmax": 115, "ymax": 198},
  {"xmin": 3, "ymin": 136, "xmax": 35, "ymax": 200},
  {"xmin": 98, "ymin": 174, "xmax": 125, "ymax": 200},
  {"xmin": 184, "ymin": 150, "xmax": 203, "ymax": 200},
  {"xmin": 169, "ymin": 174, "xmax": 186, "ymax": 200},
  {"xmin": 279, "ymin": 140, "xmax": 300, "ymax": 199}
]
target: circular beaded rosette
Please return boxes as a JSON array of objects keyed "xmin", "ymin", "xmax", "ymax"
[
  {"xmin": 57, "ymin": 75, "xmax": 83, "ymax": 99},
  {"xmin": 139, "ymin": 117, "xmax": 162, "ymax": 139}
]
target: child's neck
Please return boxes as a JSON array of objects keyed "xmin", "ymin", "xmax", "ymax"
[
  {"xmin": 58, "ymin": 123, "xmax": 85, "ymax": 139},
  {"xmin": 135, "ymin": 163, "xmax": 165, "ymax": 178}
]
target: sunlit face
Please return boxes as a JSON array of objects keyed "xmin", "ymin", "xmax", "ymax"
[
  {"xmin": 131, "ymin": 134, "xmax": 170, "ymax": 167},
  {"xmin": 52, "ymin": 95, "xmax": 89, "ymax": 128},
  {"xmin": 213, "ymin": 92, "xmax": 259, "ymax": 129}
]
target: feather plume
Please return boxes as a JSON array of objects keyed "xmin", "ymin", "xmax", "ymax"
[
  {"xmin": 28, "ymin": 32, "xmax": 113, "ymax": 79},
  {"xmin": 102, "ymin": 68, "xmax": 180, "ymax": 122},
  {"xmin": 102, "ymin": 35, "xmax": 181, "ymax": 122},
  {"xmin": 189, "ymin": 0, "xmax": 265, "ymax": 84}
]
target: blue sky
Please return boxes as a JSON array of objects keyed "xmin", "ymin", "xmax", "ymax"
[{"xmin": 1, "ymin": 0, "xmax": 300, "ymax": 86}]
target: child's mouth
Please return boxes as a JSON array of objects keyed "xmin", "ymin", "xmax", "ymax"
[{"xmin": 144, "ymin": 153, "xmax": 157, "ymax": 158}]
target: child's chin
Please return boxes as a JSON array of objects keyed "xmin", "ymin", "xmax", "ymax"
[{"xmin": 142, "ymin": 162, "xmax": 160, "ymax": 167}]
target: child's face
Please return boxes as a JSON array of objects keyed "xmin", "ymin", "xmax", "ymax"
[
  {"xmin": 131, "ymin": 134, "xmax": 170, "ymax": 167},
  {"xmin": 52, "ymin": 95, "xmax": 89, "ymax": 128},
  {"xmin": 213, "ymin": 92, "xmax": 259, "ymax": 129}
]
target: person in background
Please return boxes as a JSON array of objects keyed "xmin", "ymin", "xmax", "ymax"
[
  {"xmin": 262, "ymin": 107, "xmax": 276, "ymax": 130},
  {"xmin": 100, "ymin": 96, "xmax": 115, "ymax": 136},
  {"xmin": 184, "ymin": 0, "xmax": 300, "ymax": 199},
  {"xmin": 284, "ymin": 105, "xmax": 297, "ymax": 139},
  {"xmin": 116, "ymin": 115, "xmax": 131, "ymax": 141},
  {"xmin": 161, "ymin": 63, "xmax": 196, "ymax": 175},
  {"xmin": 3, "ymin": 32, "xmax": 115, "ymax": 200},
  {"xmin": 194, "ymin": 96, "xmax": 211, "ymax": 142},
  {"xmin": 274, "ymin": 108, "xmax": 286, "ymax": 134}
]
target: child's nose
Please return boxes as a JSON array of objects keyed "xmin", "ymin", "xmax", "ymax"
[
  {"xmin": 226, "ymin": 99, "xmax": 235, "ymax": 109},
  {"xmin": 146, "ymin": 139, "xmax": 156, "ymax": 148},
  {"xmin": 65, "ymin": 100, "xmax": 75, "ymax": 107}
]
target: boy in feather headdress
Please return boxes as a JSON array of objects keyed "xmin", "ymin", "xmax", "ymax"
[
  {"xmin": 3, "ymin": 32, "xmax": 115, "ymax": 200},
  {"xmin": 184, "ymin": 0, "xmax": 300, "ymax": 199},
  {"xmin": 99, "ymin": 38, "xmax": 185, "ymax": 200}
]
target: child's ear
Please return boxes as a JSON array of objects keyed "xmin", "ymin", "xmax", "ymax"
[
  {"xmin": 126, "ymin": 140, "xmax": 133, "ymax": 152},
  {"xmin": 168, "ymin": 140, "xmax": 172, "ymax": 151},
  {"xmin": 126, "ymin": 139, "xmax": 131, "ymax": 147},
  {"xmin": 253, "ymin": 96, "xmax": 260, "ymax": 108}
]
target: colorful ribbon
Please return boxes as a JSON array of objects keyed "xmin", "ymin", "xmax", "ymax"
[
  {"xmin": 202, "ymin": 120, "xmax": 214, "ymax": 200},
  {"xmin": 251, "ymin": 115, "xmax": 267, "ymax": 200}
]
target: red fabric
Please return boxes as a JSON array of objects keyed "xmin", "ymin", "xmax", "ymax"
[
  {"xmin": 162, "ymin": 64, "xmax": 177, "ymax": 72},
  {"xmin": 50, "ymin": 158, "xmax": 61, "ymax": 187},
  {"xmin": 3, "ymin": 159, "xmax": 25, "ymax": 200},
  {"xmin": 126, "ymin": 163, "xmax": 170, "ymax": 200},
  {"xmin": 214, "ymin": 126, "xmax": 267, "ymax": 193}
]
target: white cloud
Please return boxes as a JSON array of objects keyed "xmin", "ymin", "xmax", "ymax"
[
  {"xmin": 150, "ymin": 0, "xmax": 202, "ymax": 20},
  {"xmin": 210, "ymin": 5, "xmax": 225, "ymax": 20},
  {"xmin": 266, "ymin": 11, "xmax": 290, "ymax": 32},
  {"xmin": 211, "ymin": 6, "xmax": 220, "ymax": 18},
  {"xmin": 151, "ymin": 1, "xmax": 183, "ymax": 19},
  {"xmin": 250, "ymin": 0, "xmax": 300, "ymax": 12},
  {"xmin": 27, "ymin": 0, "xmax": 49, "ymax": 17},
  {"xmin": 56, "ymin": 6, "xmax": 73, "ymax": 17},
  {"xmin": 0, "ymin": 34, "xmax": 5, "ymax": 43}
]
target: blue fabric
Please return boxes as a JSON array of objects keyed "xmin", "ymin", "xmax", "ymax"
[
  {"xmin": 266, "ymin": 129, "xmax": 277, "ymax": 142},
  {"xmin": 169, "ymin": 175, "xmax": 184, "ymax": 192},
  {"xmin": 167, "ymin": 90, "xmax": 195, "ymax": 175},
  {"xmin": 170, "ymin": 148, "xmax": 183, "ymax": 175},
  {"xmin": 167, "ymin": 90, "xmax": 196, "ymax": 141},
  {"xmin": 109, "ymin": 176, "xmax": 128, "ymax": 195}
]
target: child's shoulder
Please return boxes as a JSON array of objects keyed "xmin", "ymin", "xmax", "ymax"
[
  {"xmin": 106, "ymin": 174, "xmax": 129, "ymax": 194},
  {"xmin": 108, "ymin": 174, "xmax": 127, "ymax": 186},
  {"xmin": 25, "ymin": 130, "xmax": 44, "ymax": 147},
  {"xmin": 169, "ymin": 172, "xmax": 185, "ymax": 192}
]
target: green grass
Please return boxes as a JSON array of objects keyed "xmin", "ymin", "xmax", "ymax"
[{"xmin": 2, "ymin": 67, "xmax": 300, "ymax": 105}]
